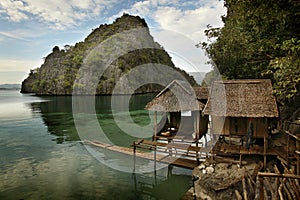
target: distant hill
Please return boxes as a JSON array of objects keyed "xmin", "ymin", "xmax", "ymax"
[
  {"xmin": 0, "ymin": 84, "xmax": 21, "ymax": 90},
  {"xmin": 188, "ymin": 72, "xmax": 206, "ymax": 85},
  {"xmin": 21, "ymin": 14, "xmax": 196, "ymax": 95}
]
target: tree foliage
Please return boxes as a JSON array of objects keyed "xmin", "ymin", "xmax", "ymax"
[{"xmin": 201, "ymin": 0, "xmax": 300, "ymax": 105}]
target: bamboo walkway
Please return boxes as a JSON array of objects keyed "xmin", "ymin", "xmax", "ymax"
[{"xmin": 84, "ymin": 140, "xmax": 203, "ymax": 169}]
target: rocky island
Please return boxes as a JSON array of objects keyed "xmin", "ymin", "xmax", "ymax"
[{"xmin": 21, "ymin": 14, "xmax": 196, "ymax": 95}]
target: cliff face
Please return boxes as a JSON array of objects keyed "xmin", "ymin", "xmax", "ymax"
[{"xmin": 21, "ymin": 14, "xmax": 196, "ymax": 95}]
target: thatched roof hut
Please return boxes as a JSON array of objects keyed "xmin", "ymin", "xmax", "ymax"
[
  {"xmin": 145, "ymin": 80, "xmax": 210, "ymax": 141},
  {"xmin": 203, "ymin": 79, "xmax": 278, "ymax": 169},
  {"xmin": 203, "ymin": 79, "xmax": 278, "ymax": 118},
  {"xmin": 145, "ymin": 80, "xmax": 208, "ymax": 112}
]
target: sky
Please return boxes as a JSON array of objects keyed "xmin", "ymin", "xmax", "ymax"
[{"xmin": 0, "ymin": 0, "xmax": 226, "ymax": 84}]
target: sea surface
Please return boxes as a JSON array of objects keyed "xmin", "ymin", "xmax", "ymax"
[{"xmin": 0, "ymin": 90, "xmax": 192, "ymax": 200}]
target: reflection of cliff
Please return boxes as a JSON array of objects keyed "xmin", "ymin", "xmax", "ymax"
[
  {"xmin": 30, "ymin": 96, "xmax": 79, "ymax": 144},
  {"xmin": 30, "ymin": 94, "xmax": 155, "ymax": 144}
]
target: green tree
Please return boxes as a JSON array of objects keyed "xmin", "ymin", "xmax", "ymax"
[{"xmin": 201, "ymin": 0, "xmax": 300, "ymax": 118}]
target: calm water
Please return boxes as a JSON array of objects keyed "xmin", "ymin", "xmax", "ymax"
[{"xmin": 0, "ymin": 90, "xmax": 192, "ymax": 200}]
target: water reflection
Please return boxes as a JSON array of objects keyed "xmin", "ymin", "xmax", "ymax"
[
  {"xmin": 29, "ymin": 94, "xmax": 155, "ymax": 144},
  {"xmin": 0, "ymin": 91, "xmax": 192, "ymax": 199}
]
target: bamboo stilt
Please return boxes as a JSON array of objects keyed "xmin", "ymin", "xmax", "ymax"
[
  {"xmin": 287, "ymin": 134, "xmax": 290, "ymax": 165},
  {"xmin": 286, "ymin": 180, "xmax": 297, "ymax": 200},
  {"xmin": 153, "ymin": 111, "xmax": 157, "ymax": 141},
  {"xmin": 133, "ymin": 141, "xmax": 136, "ymax": 173},
  {"xmin": 247, "ymin": 175, "xmax": 255, "ymax": 194},
  {"xmin": 254, "ymin": 176, "xmax": 260, "ymax": 200},
  {"xmin": 263, "ymin": 177, "xmax": 274, "ymax": 199},
  {"xmin": 235, "ymin": 190, "xmax": 242, "ymax": 200},
  {"xmin": 278, "ymin": 183, "xmax": 284, "ymax": 200},
  {"xmin": 259, "ymin": 177, "xmax": 264, "ymax": 200},
  {"xmin": 247, "ymin": 172, "xmax": 256, "ymax": 186},
  {"xmin": 263, "ymin": 186, "xmax": 268, "ymax": 200},
  {"xmin": 263, "ymin": 131, "xmax": 267, "ymax": 171},
  {"xmin": 282, "ymin": 178, "xmax": 293, "ymax": 200},
  {"xmin": 242, "ymin": 177, "xmax": 248, "ymax": 200},
  {"xmin": 154, "ymin": 145, "xmax": 157, "ymax": 172}
]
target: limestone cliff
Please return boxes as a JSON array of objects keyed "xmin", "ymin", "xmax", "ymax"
[{"xmin": 21, "ymin": 14, "xmax": 196, "ymax": 95}]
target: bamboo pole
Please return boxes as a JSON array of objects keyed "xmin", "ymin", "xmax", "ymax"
[
  {"xmin": 197, "ymin": 111, "xmax": 200, "ymax": 140},
  {"xmin": 297, "ymin": 134, "xmax": 300, "ymax": 175},
  {"xmin": 258, "ymin": 172, "xmax": 300, "ymax": 179},
  {"xmin": 133, "ymin": 141, "xmax": 136, "ymax": 173},
  {"xmin": 242, "ymin": 177, "xmax": 248, "ymax": 200},
  {"xmin": 263, "ymin": 186, "xmax": 268, "ymax": 200},
  {"xmin": 287, "ymin": 134, "xmax": 290, "ymax": 165},
  {"xmin": 154, "ymin": 111, "xmax": 157, "ymax": 141},
  {"xmin": 263, "ymin": 177, "xmax": 274, "ymax": 199},
  {"xmin": 254, "ymin": 176, "xmax": 260, "ymax": 200},
  {"xmin": 286, "ymin": 180, "xmax": 297, "ymax": 200},
  {"xmin": 263, "ymin": 131, "xmax": 267, "ymax": 171},
  {"xmin": 259, "ymin": 177, "xmax": 264, "ymax": 200},
  {"xmin": 274, "ymin": 165, "xmax": 280, "ymax": 199},
  {"xmin": 247, "ymin": 174, "xmax": 255, "ymax": 194},
  {"xmin": 235, "ymin": 190, "xmax": 242, "ymax": 200},
  {"xmin": 278, "ymin": 183, "xmax": 284, "ymax": 200},
  {"xmin": 285, "ymin": 131, "xmax": 300, "ymax": 142},
  {"xmin": 154, "ymin": 145, "xmax": 157, "ymax": 172},
  {"xmin": 247, "ymin": 172, "xmax": 256, "ymax": 187},
  {"xmin": 282, "ymin": 178, "xmax": 293, "ymax": 200}
]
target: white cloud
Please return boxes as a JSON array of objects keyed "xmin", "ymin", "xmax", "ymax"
[
  {"xmin": 152, "ymin": 1, "xmax": 226, "ymax": 41},
  {"xmin": 109, "ymin": 0, "xmax": 226, "ymax": 72},
  {"xmin": 0, "ymin": 31, "xmax": 30, "ymax": 41},
  {"xmin": 0, "ymin": 58, "xmax": 42, "ymax": 72},
  {"xmin": 0, "ymin": 0, "xmax": 226, "ymax": 74},
  {"xmin": 0, "ymin": 0, "xmax": 118, "ymax": 30}
]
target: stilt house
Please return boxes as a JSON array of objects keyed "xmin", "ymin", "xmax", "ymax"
[
  {"xmin": 145, "ymin": 80, "xmax": 209, "ymax": 141},
  {"xmin": 203, "ymin": 79, "xmax": 278, "ymax": 139},
  {"xmin": 203, "ymin": 79, "xmax": 279, "ymax": 167}
]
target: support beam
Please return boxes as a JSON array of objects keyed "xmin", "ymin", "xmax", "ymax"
[
  {"xmin": 193, "ymin": 111, "xmax": 197, "ymax": 140},
  {"xmin": 296, "ymin": 134, "xmax": 300, "ymax": 175},
  {"xmin": 196, "ymin": 111, "xmax": 200, "ymax": 140},
  {"xmin": 287, "ymin": 134, "xmax": 290, "ymax": 165},
  {"xmin": 263, "ymin": 131, "xmax": 267, "ymax": 171},
  {"xmin": 133, "ymin": 141, "xmax": 136, "ymax": 173},
  {"xmin": 154, "ymin": 111, "xmax": 157, "ymax": 141},
  {"xmin": 258, "ymin": 172, "xmax": 300, "ymax": 179}
]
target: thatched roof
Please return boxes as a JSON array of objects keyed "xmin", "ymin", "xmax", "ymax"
[
  {"xmin": 145, "ymin": 80, "xmax": 208, "ymax": 112},
  {"xmin": 203, "ymin": 79, "xmax": 279, "ymax": 118},
  {"xmin": 194, "ymin": 86, "xmax": 209, "ymax": 100}
]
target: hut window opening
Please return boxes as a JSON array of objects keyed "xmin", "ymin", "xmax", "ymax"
[
  {"xmin": 181, "ymin": 111, "xmax": 192, "ymax": 116},
  {"xmin": 233, "ymin": 118, "xmax": 238, "ymax": 133},
  {"xmin": 235, "ymin": 125, "xmax": 238, "ymax": 133}
]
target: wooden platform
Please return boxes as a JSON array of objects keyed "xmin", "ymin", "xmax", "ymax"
[
  {"xmin": 85, "ymin": 140, "xmax": 203, "ymax": 169},
  {"xmin": 216, "ymin": 143, "xmax": 277, "ymax": 156}
]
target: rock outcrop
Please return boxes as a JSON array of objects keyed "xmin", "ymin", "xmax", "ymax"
[{"xmin": 21, "ymin": 14, "xmax": 196, "ymax": 95}]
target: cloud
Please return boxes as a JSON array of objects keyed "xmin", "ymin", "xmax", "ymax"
[
  {"xmin": 0, "ymin": 0, "xmax": 226, "ymax": 74},
  {"xmin": 0, "ymin": 0, "xmax": 118, "ymax": 30},
  {"xmin": 0, "ymin": 58, "xmax": 42, "ymax": 83},
  {"xmin": 107, "ymin": 0, "xmax": 225, "ymax": 44},
  {"xmin": 152, "ymin": 1, "xmax": 226, "ymax": 42},
  {"xmin": 0, "ymin": 58, "xmax": 42, "ymax": 72},
  {"xmin": 0, "ymin": 31, "xmax": 30, "ymax": 41},
  {"xmin": 107, "ymin": 0, "xmax": 226, "ymax": 72}
]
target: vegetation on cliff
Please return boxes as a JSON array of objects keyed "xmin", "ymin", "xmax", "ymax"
[
  {"xmin": 21, "ymin": 14, "xmax": 196, "ymax": 95},
  {"xmin": 200, "ymin": 0, "xmax": 300, "ymax": 120}
]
